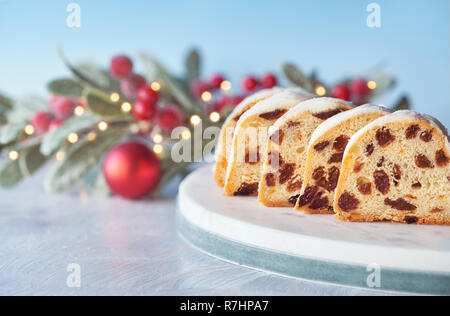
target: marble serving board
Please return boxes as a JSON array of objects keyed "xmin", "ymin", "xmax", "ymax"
[{"xmin": 177, "ymin": 165, "xmax": 450, "ymax": 295}]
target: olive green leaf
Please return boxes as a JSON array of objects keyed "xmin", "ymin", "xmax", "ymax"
[
  {"xmin": 141, "ymin": 53, "xmax": 198, "ymax": 113},
  {"xmin": 7, "ymin": 96, "xmax": 50, "ymax": 123},
  {"xmin": 282, "ymin": 63, "xmax": 314, "ymax": 92},
  {"xmin": 85, "ymin": 89, "xmax": 124, "ymax": 119},
  {"xmin": 393, "ymin": 95, "xmax": 411, "ymax": 111},
  {"xmin": 0, "ymin": 123, "xmax": 26, "ymax": 144},
  {"xmin": 77, "ymin": 64, "xmax": 121, "ymax": 91},
  {"xmin": 40, "ymin": 115, "xmax": 99, "ymax": 155},
  {"xmin": 0, "ymin": 94, "xmax": 13, "ymax": 111},
  {"xmin": 0, "ymin": 144, "xmax": 47, "ymax": 188},
  {"xmin": 44, "ymin": 126, "xmax": 128, "ymax": 193},
  {"xmin": 186, "ymin": 49, "xmax": 201, "ymax": 83},
  {"xmin": 48, "ymin": 78, "xmax": 85, "ymax": 98}
]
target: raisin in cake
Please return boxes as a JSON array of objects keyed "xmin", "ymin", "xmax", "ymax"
[
  {"xmin": 224, "ymin": 89, "xmax": 314, "ymax": 196},
  {"xmin": 296, "ymin": 105, "xmax": 391, "ymax": 214},
  {"xmin": 258, "ymin": 97, "xmax": 353, "ymax": 207},
  {"xmin": 334, "ymin": 110, "xmax": 450, "ymax": 225},
  {"xmin": 214, "ymin": 87, "xmax": 283, "ymax": 187}
]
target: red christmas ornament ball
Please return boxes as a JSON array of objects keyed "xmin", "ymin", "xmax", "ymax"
[
  {"xmin": 52, "ymin": 97, "xmax": 76, "ymax": 119},
  {"xmin": 210, "ymin": 74, "xmax": 225, "ymax": 89},
  {"xmin": 121, "ymin": 74, "xmax": 147, "ymax": 98},
  {"xmin": 137, "ymin": 86, "xmax": 159, "ymax": 105},
  {"xmin": 103, "ymin": 142, "xmax": 161, "ymax": 200},
  {"xmin": 156, "ymin": 105, "xmax": 184, "ymax": 132},
  {"xmin": 133, "ymin": 99, "xmax": 157, "ymax": 121},
  {"xmin": 331, "ymin": 83, "xmax": 351, "ymax": 101},
  {"xmin": 242, "ymin": 75, "xmax": 259, "ymax": 92},
  {"xmin": 110, "ymin": 55, "xmax": 133, "ymax": 79},
  {"xmin": 261, "ymin": 73, "xmax": 277, "ymax": 88},
  {"xmin": 350, "ymin": 78, "xmax": 371, "ymax": 97},
  {"xmin": 31, "ymin": 112, "xmax": 54, "ymax": 134}
]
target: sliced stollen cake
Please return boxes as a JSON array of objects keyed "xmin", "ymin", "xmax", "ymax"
[
  {"xmin": 334, "ymin": 110, "xmax": 450, "ymax": 225},
  {"xmin": 259, "ymin": 97, "xmax": 353, "ymax": 207},
  {"xmin": 224, "ymin": 89, "xmax": 314, "ymax": 196},
  {"xmin": 296, "ymin": 104, "xmax": 392, "ymax": 214},
  {"xmin": 214, "ymin": 87, "xmax": 283, "ymax": 187}
]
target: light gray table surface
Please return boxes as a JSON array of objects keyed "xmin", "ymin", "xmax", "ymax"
[{"xmin": 0, "ymin": 170, "xmax": 386, "ymax": 296}]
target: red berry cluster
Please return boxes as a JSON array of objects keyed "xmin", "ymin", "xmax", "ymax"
[
  {"xmin": 110, "ymin": 55, "xmax": 185, "ymax": 132},
  {"xmin": 331, "ymin": 78, "xmax": 373, "ymax": 106},
  {"xmin": 31, "ymin": 96, "xmax": 85, "ymax": 134},
  {"xmin": 242, "ymin": 73, "xmax": 278, "ymax": 92}
]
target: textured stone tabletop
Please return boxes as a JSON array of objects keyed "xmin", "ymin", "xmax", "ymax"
[{"xmin": 0, "ymin": 170, "xmax": 384, "ymax": 296}]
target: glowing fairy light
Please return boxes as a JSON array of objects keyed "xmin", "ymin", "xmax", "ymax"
[
  {"xmin": 87, "ymin": 132, "xmax": 97, "ymax": 142},
  {"xmin": 368, "ymin": 80, "xmax": 377, "ymax": 90},
  {"xmin": 315, "ymin": 85, "xmax": 327, "ymax": 96},
  {"xmin": 24, "ymin": 124, "xmax": 35, "ymax": 136},
  {"xmin": 121, "ymin": 102, "xmax": 132, "ymax": 113},
  {"xmin": 8, "ymin": 150, "xmax": 19, "ymax": 161},
  {"xmin": 201, "ymin": 91, "xmax": 212, "ymax": 102},
  {"xmin": 56, "ymin": 151, "xmax": 65, "ymax": 161},
  {"xmin": 153, "ymin": 134, "xmax": 163, "ymax": 144},
  {"xmin": 181, "ymin": 129, "xmax": 191, "ymax": 140},
  {"xmin": 74, "ymin": 106, "xmax": 85, "ymax": 116},
  {"xmin": 151, "ymin": 81, "xmax": 161, "ymax": 91},
  {"xmin": 67, "ymin": 133, "xmax": 79, "ymax": 144},
  {"xmin": 209, "ymin": 112, "xmax": 221, "ymax": 123},
  {"xmin": 153, "ymin": 144, "xmax": 164, "ymax": 155},
  {"xmin": 98, "ymin": 121, "xmax": 109, "ymax": 132},
  {"xmin": 109, "ymin": 92, "xmax": 120, "ymax": 102},
  {"xmin": 190, "ymin": 115, "xmax": 201, "ymax": 126},
  {"xmin": 220, "ymin": 80, "xmax": 232, "ymax": 91}
]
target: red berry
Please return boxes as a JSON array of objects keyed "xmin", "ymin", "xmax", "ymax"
[
  {"xmin": 133, "ymin": 100, "xmax": 156, "ymax": 121},
  {"xmin": 156, "ymin": 105, "xmax": 184, "ymax": 132},
  {"xmin": 191, "ymin": 79, "xmax": 211, "ymax": 98},
  {"xmin": 51, "ymin": 97, "xmax": 76, "ymax": 119},
  {"xmin": 110, "ymin": 55, "xmax": 133, "ymax": 79},
  {"xmin": 49, "ymin": 118, "xmax": 64, "ymax": 132},
  {"xmin": 261, "ymin": 73, "xmax": 277, "ymax": 88},
  {"xmin": 210, "ymin": 74, "xmax": 225, "ymax": 89},
  {"xmin": 242, "ymin": 75, "xmax": 259, "ymax": 92},
  {"xmin": 350, "ymin": 78, "xmax": 371, "ymax": 97},
  {"xmin": 121, "ymin": 74, "xmax": 147, "ymax": 98},
  {"xmin": 331, "ymin": 84, "xmax": 351, "ymax": 101},
  {"xmin": 31, "ymin": 112, "xmax": 54, "ymax": 134},
  {"xmin": 137, "ymin": 86, "xmax": 159, "ymax": 105}
]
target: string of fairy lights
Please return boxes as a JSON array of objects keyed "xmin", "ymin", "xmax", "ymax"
[{"xmin": 7, "ymin": 78, "xmax": 378, "ymax": 162}]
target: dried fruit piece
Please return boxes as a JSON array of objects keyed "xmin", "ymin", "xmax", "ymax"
[
  {"xmin": 430, "ymin": 208, "xmax": 444, "ymax": 213},
  {"xmin": 354, "ymin": 162, "xmax": 365, "ymax": 173},
  {"xmin": 279, "ymin": 163, "xmax": 296, "ymax": 184},
  {"xmin": 338, "ymin": 192, "xmax": 360, "ymax": 212},
  {"xmin": 405, "ymin": 124, "xmax": 420, "ymax": 139},
  {"xmin": 366, "ymin": 143, "xmax": 375, "ymax": 156},
  {"xmin": 312, "ymin": 108, "xmax": 346, "ymax": 120},
  {"xmin": 287, "ymin": 180, "xmax": 302, "ymax": 192},
  {"xmin": 411, "ymin": 182, "xmax": 422, "ymax": 189},
  {"xmin": 234, "ymin": 182, "xmax": 259, "ymax": 196},
  {"xmin": 436, "ymin": 149, "xmax": 449, "ymax": 167},
  {"xmin": 270, "ymin": 129, "xmax": 284, "ymax": 145},
  {"xmin": 314, "ymin": 141, "xmax": 330, "ymax": 152},
  {"xmin": 297, "ymin": 186, "xmax": 319, "ymax": 207},
  {"xmin": 405, "ymin": 216, "xmax": 418, "ymax": 224},
  {"xmin": 358, "ymin": 182, "xmax": 372, "ymax": 195},
  {"xmin": 287, "ymin": 121, "xmax": 300, "ymax": 128},
  {"xmin": 328, "ymin": 152, "xmax": 344, "ymax": 164},
  {"xmin": 415, "ymin": 154, "xmax": 434, "ymax": 168},
  {"xmin": 333, "ymin": 135, "xmax": 350, "ymax": 152},
  {"xmin": 312, "ymin": 167, "xmax": 326, "ymax": 180},
  {"xmin": 384, "ymin": 198, "xmax": 417, "ymax": 211},
  {"xmin": 288, "ymin": 195, "xmax": 300, "ymax": 205},
  {"xmin": 265, "ymin": 173, "xmax": 276, "ymax": 187},
  {"xmin": 259, "ymin": 109, "xmax": 287, "ymax": 120},
  {"xmin": 374, "ymin": 170, "xmax": 390, "ymax": 195},
  {"xmin": 393, "ymin": 164, "xmax": 402, "ymax": 186},
  {"xmin": 309, "ymin": 193, "xmax": 329, "ymax": 210},
  {"xmin": 419, "ymin": 129, "xmax": 433, "ymax": 142},
  {"xmin": 377, "ymin": 156, "xmax": 385, "ymax": 167},
  {"xmin": 327, "ymin": 167, "xmax": 340, "ymax": 191},
  {"xmin": 376, "ymin": 127, "xmax": 395, "ymax": 147}
]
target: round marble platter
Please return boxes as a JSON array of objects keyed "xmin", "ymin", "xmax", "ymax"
[{"xmin": 177, "ymin": 165, "xmax": 450, "ymax": 295}]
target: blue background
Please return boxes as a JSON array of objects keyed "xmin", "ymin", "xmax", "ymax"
[{"xmin": 0, "ymin": 0, "xmax": 448, "ymax": 127}]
